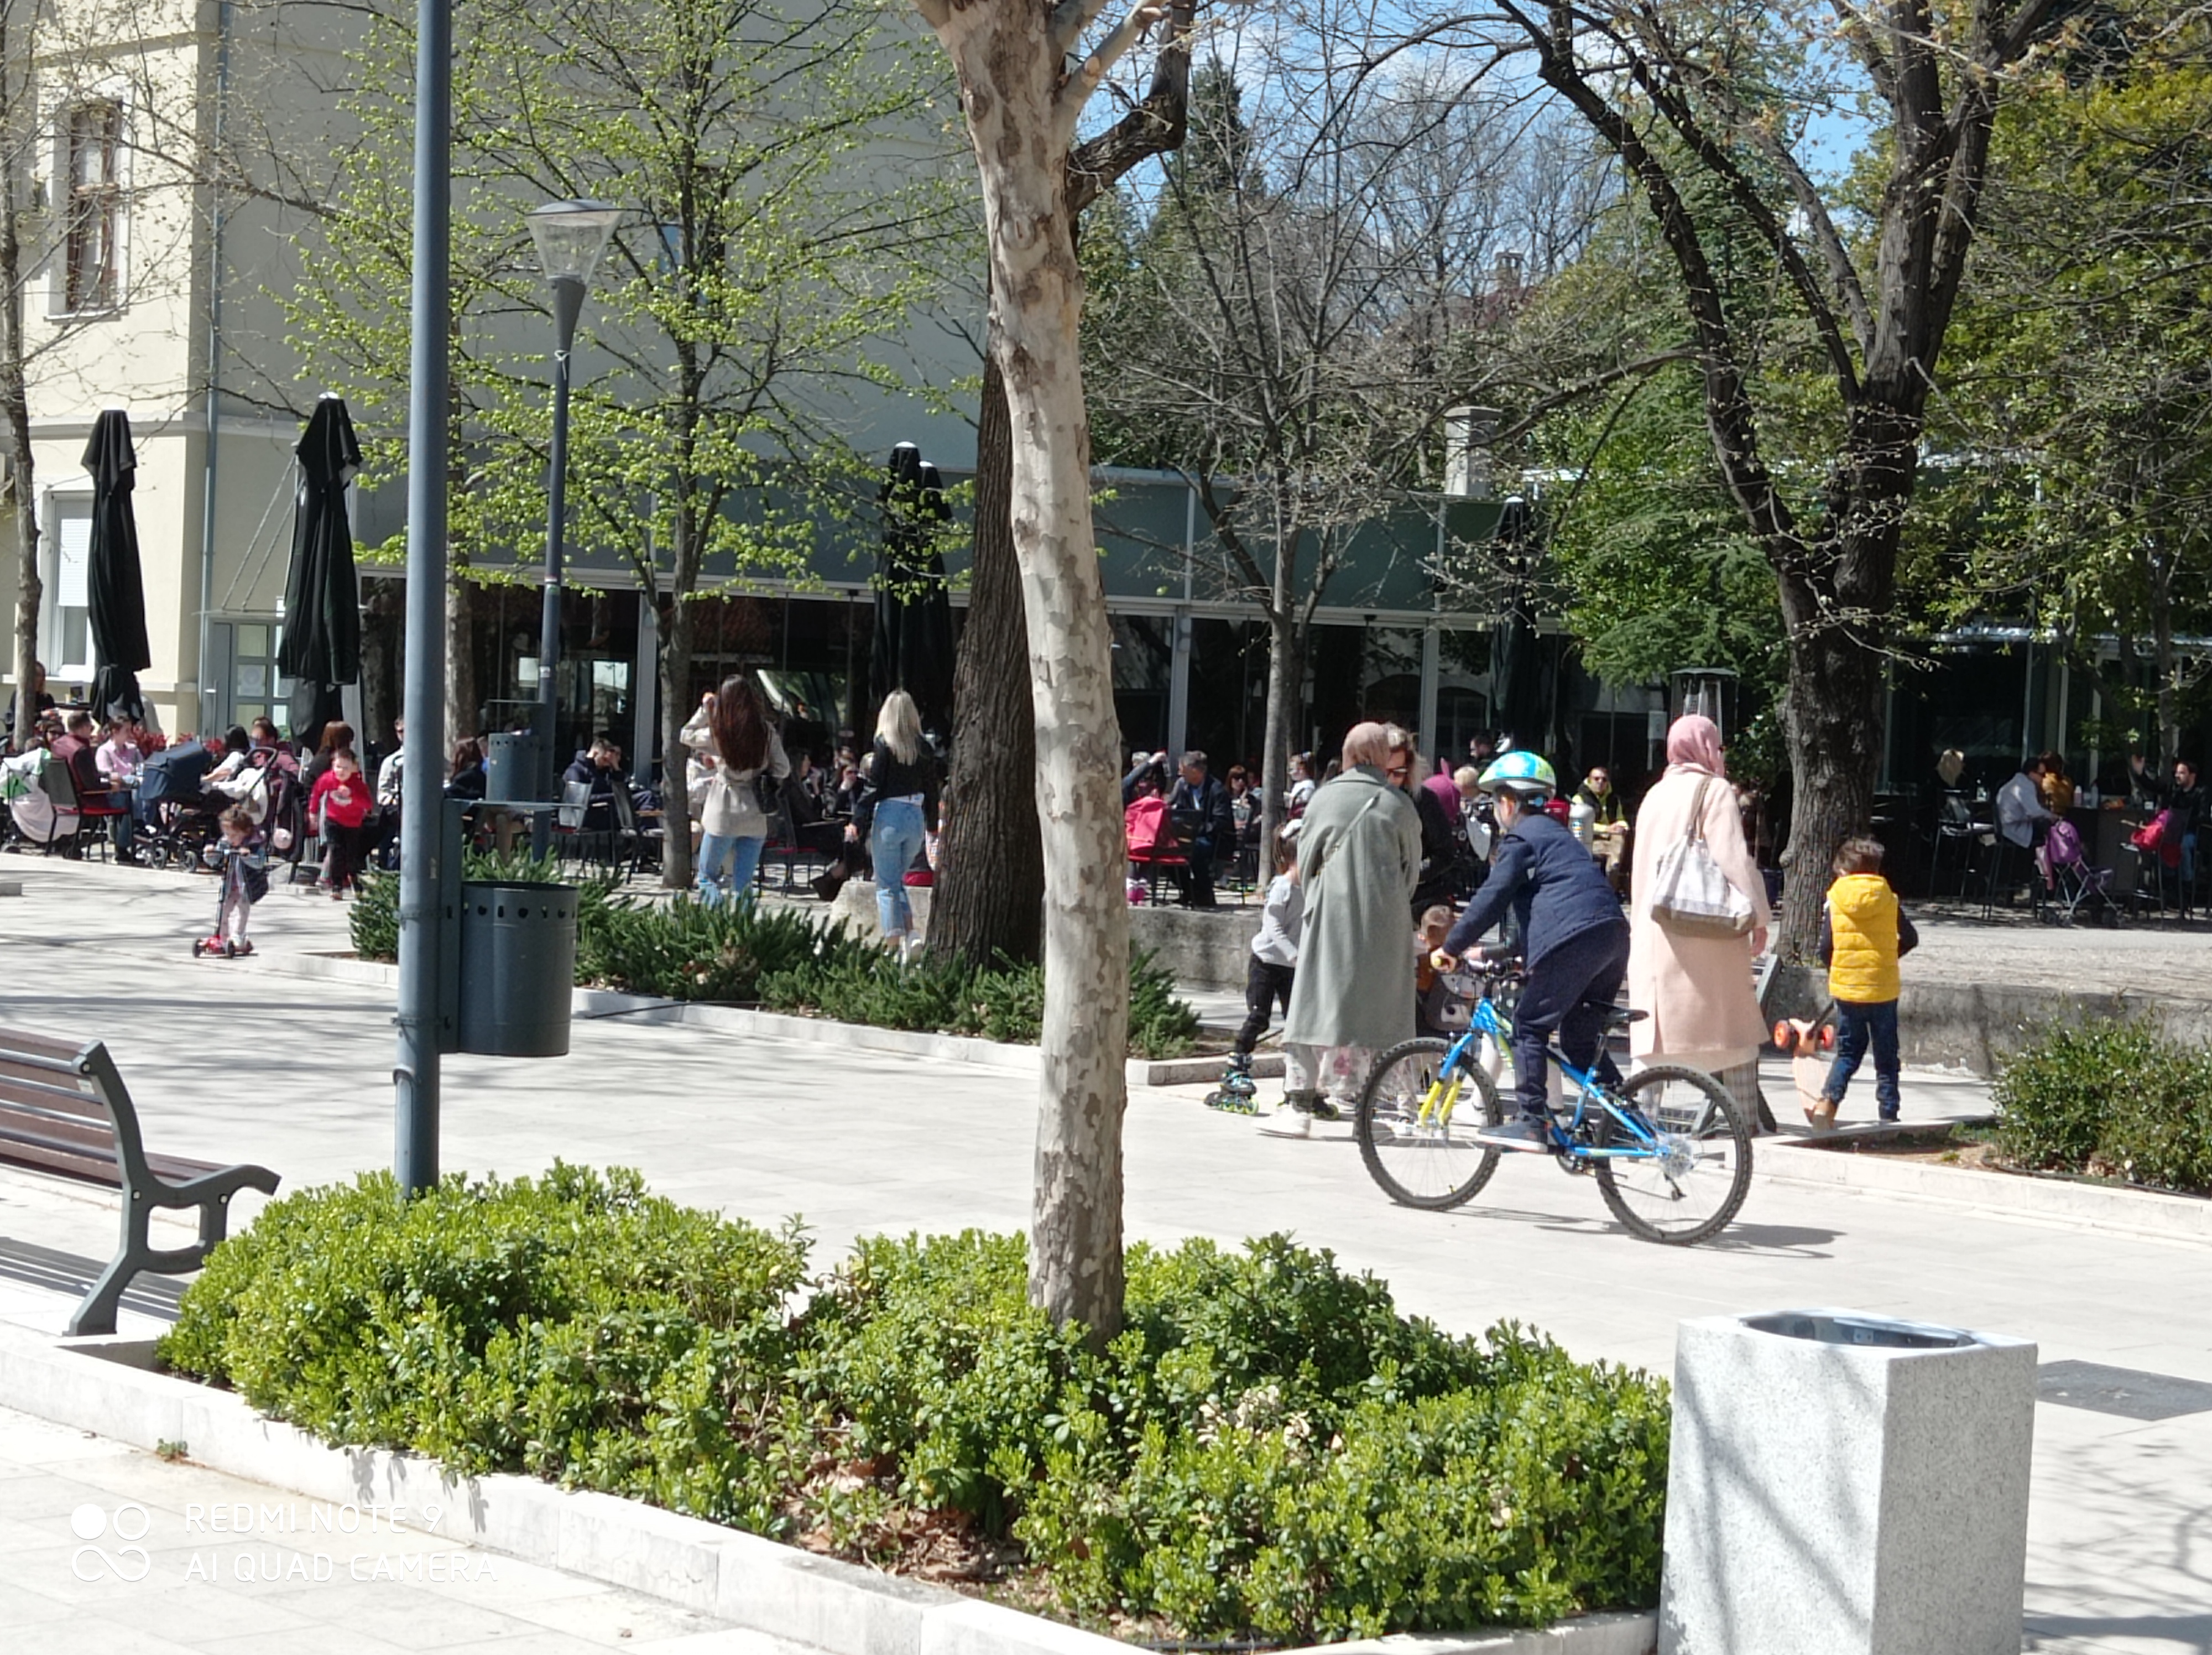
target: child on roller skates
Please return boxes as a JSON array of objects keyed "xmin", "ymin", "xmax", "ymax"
[
  {"xmin": 1206, "ymin": 825, "xmax": 1302, "ymax": 1113},
  {"xmin": 196, "ymin": 806, "xmax": 268, "ymax": 958}
]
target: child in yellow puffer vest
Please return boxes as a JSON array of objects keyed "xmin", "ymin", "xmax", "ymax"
[{"xmin": 1814, "ymin": 836, "xmax": 1919, "ymax": 1127}]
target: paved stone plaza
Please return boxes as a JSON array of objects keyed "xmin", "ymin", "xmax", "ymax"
[{"xmin": 0, "ymin": 857, "xmax": 2206, "ymax": 1653}]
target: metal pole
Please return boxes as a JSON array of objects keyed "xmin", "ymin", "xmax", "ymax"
[
  {"xmin": 195, "ymin": 0, "xmax": 233, "ymax": 742},
  {"xmin": 537, "ymin": 277, "xmax": 585, "ymax": 803},
  {"xmin": 394, "ymin": 0, "xmax": 452, "ymax": 1196}
]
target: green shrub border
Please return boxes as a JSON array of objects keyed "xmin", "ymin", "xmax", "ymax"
[
  {"xmin": 1993, "ymin": 1015, "xmax": 2212, "ymax": 1196},
  {"xmin": 158, "ymin": 1166, "xmax": 1670, "ymax": 1644},
  {"xmin": 349, "ymin": 855, "xmax": 1199, "ymax": 1059}
]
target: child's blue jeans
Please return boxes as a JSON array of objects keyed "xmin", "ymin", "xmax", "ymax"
[{"xmin": 1823, "ymin": 997, "xmax": 1902, "ymax": 1119}]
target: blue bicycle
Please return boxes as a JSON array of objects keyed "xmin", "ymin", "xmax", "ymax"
[{"xmin": 1355, "ymin": 964, "xmax": 1753, "ymax": 1244}]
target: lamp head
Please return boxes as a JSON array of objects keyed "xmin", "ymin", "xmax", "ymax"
[{"xmin": 528, "ymin": 198, "xmax": 623, "ymax": 287}]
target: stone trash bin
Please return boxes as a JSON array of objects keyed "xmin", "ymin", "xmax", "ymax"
[
  {"xmin": 456, "ymin": 881, "xmax": 578, "ymax": 1058},
  {"xmin": 1660, "ymin": 1309, "xmax": 2036, "ymax": 1655}
]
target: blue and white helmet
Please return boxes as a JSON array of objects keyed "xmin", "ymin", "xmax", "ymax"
[{"xmin": 1477, "ymin": 751, "xmax": 1557, "ymax": 800}]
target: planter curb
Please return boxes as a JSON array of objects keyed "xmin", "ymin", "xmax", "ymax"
[
  {"xmin": 284, "ymin": 951, "xmax": 1215, "ymax": 1087},
  {"xmin": 0, "ymin": 1327, "xmax": 1653, "ymax": 1655},
  {"xmin": 1757, "ymin": 1137, "xmax": 2211, "ymax": 1244}
]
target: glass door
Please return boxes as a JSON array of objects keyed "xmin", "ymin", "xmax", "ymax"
[{"xmin": 204, "ymin": 620, "xmax": 291, "ymax": 737}]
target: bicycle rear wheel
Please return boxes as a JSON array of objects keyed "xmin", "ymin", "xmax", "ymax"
[
  {"xmin": 1356, "ymin": 1038, "xmax": 1505, "ymax": 1210},
  {"xmin": 1594, "ymin": 1064, "xmax": 1752, "ymax": 1244}
]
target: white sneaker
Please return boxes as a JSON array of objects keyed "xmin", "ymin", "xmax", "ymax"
[{"xmin": 1258, "ymin": 1105, "xmax": 1312, "ymax": 1139}]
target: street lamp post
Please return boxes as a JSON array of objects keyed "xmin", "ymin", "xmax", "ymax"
[
  {"xmin": 526, "ymin": 199, "xmax": 622, "ymax": 808},
  {"xmin": 394, "ymin": 0, "xmax": 453, "ymax": 1196}
]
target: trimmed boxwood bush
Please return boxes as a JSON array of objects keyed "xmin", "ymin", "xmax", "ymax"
[
  {"xmin": 1994, "ymin": 1017, "xmax": 2212, "ymax": 1195},
  {"xmin": 161, "ymin": 1172, "xmax": 1668, "ymax": 1643},
  {"xmin": 349, "ymin": 861, "xmax": 1198, "ymax": 1058}
]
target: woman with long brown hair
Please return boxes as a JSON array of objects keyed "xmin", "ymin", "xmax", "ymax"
[
  {"xmin": 681, "ymin": 674, "xmax": 790, "ymax": 906},
  {"xmin": 305, "ymin": 720, "xmax": 355, "ymax": 789}
]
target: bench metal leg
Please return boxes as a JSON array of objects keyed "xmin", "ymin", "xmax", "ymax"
[
  {"xmin": 66, "ymin": 1188, "xmax": 227, "ymax": 1339},
  {"xmin": 197, "ymin": 1191, "xmax": 235, "ymax": 1252},
  {"xmin": 67, "ymin": 1253, "xmax": 138, "ymax": 1337},
  {"xmin": 69, "ymin": 1186, "xmax": 154, "ymax": 1337}
]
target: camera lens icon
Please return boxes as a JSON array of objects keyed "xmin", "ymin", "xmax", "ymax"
[
  {"xmin": 70, "ymin": 1503, "xmax": 152, "ymax": 1580},
  {"xmin": 71, "ymin": 1503, "xmax": 149, "ymax": 1540}
]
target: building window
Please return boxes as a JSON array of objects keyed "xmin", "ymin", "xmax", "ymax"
[
  {"xmin": 48, "ymin": 499, "xmax": 93, "ymax": 679},
  {"xmin": 62, "ymin": 101, "xmax": 122, "ymax": 313}
]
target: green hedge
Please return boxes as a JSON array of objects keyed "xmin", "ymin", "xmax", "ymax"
[
  {"xmin": 348, "ymin": 860, "xmax": 1198, "ymax": 1059},
  {"xmin": 160, "ymin": 1171, "xmax": 1668, "ymax": 1642},
  {"xmin": 1994, "ymin": 1017, "xmax": 2212, "ymax": 1195}
]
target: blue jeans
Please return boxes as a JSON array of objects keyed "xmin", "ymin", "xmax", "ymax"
[
  {"xmin": 871, "ymin": 799, "xmax": 927, "ymax": 937},
  {"xmin": 697, "ymin": 831, "xmax": 764, "ymax": 908},
  {"xmin": 1510, "ymin": 922, "xmax": 1629, "ymax": 1122},
  {"xmin": 1824, "ymin": 998, "xmax": 1901, "ymax": 1118}
]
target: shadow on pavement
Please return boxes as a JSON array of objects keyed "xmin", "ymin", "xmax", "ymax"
[{"xmin": 2024, "ymin": 1612, "xmax": 2212, "ymax": 1652}]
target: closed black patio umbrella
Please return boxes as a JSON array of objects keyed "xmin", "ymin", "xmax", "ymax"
[
  {"xmin": 869, "ymin": 443, "xmax": 956, "ymax": 741},
  {"xmin": 84, "ymin": 409, "xmax": 150, "ymax": 725},
  {"xmin": 278, "ymin": 397, "xmax": 364, "ymax": 741}
]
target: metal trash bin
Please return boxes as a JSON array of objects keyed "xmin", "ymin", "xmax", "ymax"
[
  {"xmin": 456, "ymin": 880, "xmax": 576, "ymax": 1057},
  {"xmin": 484, "ymin": 731, "xmax": 529, "ymax": 803},
  {"xmin": 1660, "ymin": 1308, "xmax": 2036, "ymax": 1655}
]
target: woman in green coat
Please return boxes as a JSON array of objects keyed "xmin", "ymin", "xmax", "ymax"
[{"xmin": 1264, "ymin": 722, "xmax": 1422, "ymax": 1137}]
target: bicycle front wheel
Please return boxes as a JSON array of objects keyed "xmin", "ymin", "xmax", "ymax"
[
  {"xmin": 1357, "ymin": 1037, "xmax": 1505, "ymax": 1210},
  {"xmin": 1594, "ymin": 1064, "xmax": 1752, "ymax": 1244}
]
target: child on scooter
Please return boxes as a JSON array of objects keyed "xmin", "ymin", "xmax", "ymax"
[{"xmin": 200, "ymin": 806, "xmax": 268, "ymax": 957}]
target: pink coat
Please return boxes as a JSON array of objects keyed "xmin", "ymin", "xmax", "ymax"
[{"xmin": 1627, "ymin": 766, "xmax": 1772, "ymax": 1068}]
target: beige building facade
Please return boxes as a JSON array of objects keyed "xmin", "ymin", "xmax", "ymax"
[
  {"xmin": 0, "ymin": 1, "xmax": 345, "ymax": 738},
  {"xmin": 0, "ymin": 0, "xmax": 977, "ymax": 750}
]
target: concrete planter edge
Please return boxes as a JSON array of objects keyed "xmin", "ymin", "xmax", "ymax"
[
  {"xmin": 1756, "ymin": 1137, "xmax": 2211, "ymax": 1243},
  {"xmin": 0, "ymin": 1328, "xmax": 1653, "ymax": 1655},
  {"xmin": 286, "ymin": 951, "xmax": 1218, "ymax": 1087}
]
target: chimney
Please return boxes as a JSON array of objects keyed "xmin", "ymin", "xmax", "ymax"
[{"xmin": 1444, "ymin": 406, "xmax": 1499, "ymax": 500}]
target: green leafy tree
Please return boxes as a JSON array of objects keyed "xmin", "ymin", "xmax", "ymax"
[
  {"xmin": 279, "ymin": 0, "xmax": 957, "ymax": 882},
  {"xmin": 1088, "ymin": 29, "xmax": 1607, "ymax": 848},
  {"xmin": 1506, "ymin": 207, "xmax": 1787, "ymax": 721},
  {"xmin": 1457, "ymin": 0, "xmax": 2070, "ymax": 954},
  {"xmin": 1932, "ymin": 16, "xmax": 2212, "ymax": 762}
]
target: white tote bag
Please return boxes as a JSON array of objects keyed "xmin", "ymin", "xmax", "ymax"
[{"xmin": 1648, "ymin": 776, "xmax": 1755, "ymax": 938}]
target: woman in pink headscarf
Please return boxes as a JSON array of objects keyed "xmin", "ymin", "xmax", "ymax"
[{"xmin": 1626, "ymin": 714, "xmax": 1772, "ymax": 1129}]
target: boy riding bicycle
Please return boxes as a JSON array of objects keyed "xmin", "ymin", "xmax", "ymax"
[{"xmin": 1428, "ymin": 752, "xmax": 1630, "ymax": 1151}]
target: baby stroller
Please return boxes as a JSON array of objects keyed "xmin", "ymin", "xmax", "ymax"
[
  {"xmin": 2043, "ymin": 817, "xmax": 2122, "ymax": 925},
  {"xmin": 137, "ymin": 742, "xmax": 221, "ymax": 870},
  {"xmin": 2, "ymin": 749, "xmax": 77, "ymax": 851},
  {"xmin": 248, "ymin": 751, "xmax": 312, "ymax": 883}
]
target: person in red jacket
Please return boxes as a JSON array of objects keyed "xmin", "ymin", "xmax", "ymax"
[{"xmin": 309, "ymin": 748, "xmax": 374, "ymax": 898}]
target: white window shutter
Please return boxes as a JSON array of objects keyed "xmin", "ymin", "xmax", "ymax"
[{"xmin": 56, "ymin": 508, "xmax": 91, "ymax": 608}]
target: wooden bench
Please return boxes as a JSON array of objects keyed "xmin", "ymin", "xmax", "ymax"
[{"xmin": 0, "ymin": 1029, "xmax": 279, "ymax": 1336}]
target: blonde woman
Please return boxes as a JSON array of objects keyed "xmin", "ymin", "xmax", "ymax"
[{"xmin": 846, "ymin": 689, "xmax": 940, "ymax": 958}]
